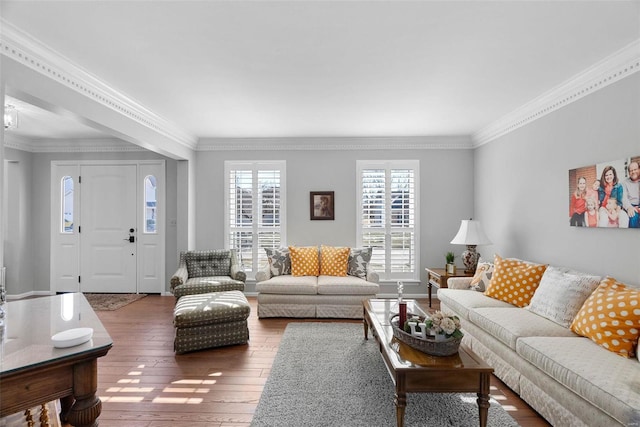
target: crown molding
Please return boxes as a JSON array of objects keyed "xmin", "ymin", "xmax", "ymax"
[
  {"xmin": 3, "ymin": 18, "xmax": 636, "ymax": 151},
  {"xmin": 197, "ymin": 135, "xmax": 473, "ymax": 151},
  {"xmin": 0, "ymin": 19, "xmax": 198, "ymax": 151},
  {"xmin": 473, "ymin": 38, "xmax": 640, "ymax": 147},
  {"xmin": 4, "ymin": 135, "xmax": 146, "ymax": 153}
]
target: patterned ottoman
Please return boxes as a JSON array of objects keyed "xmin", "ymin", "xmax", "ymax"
[{"xmin": 173, "ymin": 291, "xmax": 250, "ymax": 354}]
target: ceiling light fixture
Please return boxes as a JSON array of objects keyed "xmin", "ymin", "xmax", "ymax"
[{"xmin": 4, "ymin": 105, "xmax": 19, "ymax": 130}]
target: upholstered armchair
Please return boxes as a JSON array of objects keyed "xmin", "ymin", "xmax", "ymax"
[{"xmin": 170, "ymin": 249, "xmax": 246, "ymax": 300}]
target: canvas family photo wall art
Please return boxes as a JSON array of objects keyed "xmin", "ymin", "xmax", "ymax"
[{"xmin": 569, "ymin": 155, "xmax": 640, "ymax": 228}]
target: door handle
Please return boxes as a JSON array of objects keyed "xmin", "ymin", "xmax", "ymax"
[{"xmin": 125, "ymin": 227, "xmax": 135, "ymax": 243}]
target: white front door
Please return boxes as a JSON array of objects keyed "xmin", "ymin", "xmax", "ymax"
[{"xmin": 79, "ymin": 165, "xmax": 137, "ymax": 293}]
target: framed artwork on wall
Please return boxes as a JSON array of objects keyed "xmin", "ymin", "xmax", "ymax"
[
  {"xmin": 569, "ymin": 155, "xmax": 640, "ymax": 228},
  {"xmin": 310, "ymin": 191, "xmax": 334, "ymax": 220}
]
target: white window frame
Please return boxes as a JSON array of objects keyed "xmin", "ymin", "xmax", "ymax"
[
  {"xmin": 224, "ymin": 160, "xmax": 286, "ymax": 278},
  {"xmin": 356, "ymin": 160, "xmax": 420, "ymax": 282}
]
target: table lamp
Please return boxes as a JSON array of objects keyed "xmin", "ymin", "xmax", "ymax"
[{"xmin": 450, "ymin": 219, "xmax": 492, "ymax": 274}]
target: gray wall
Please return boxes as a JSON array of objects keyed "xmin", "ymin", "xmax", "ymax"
[
  {"xmin": 3, "ymin": 149, "xmax": 33, "ymax": 295},
  {"xmin": 475, "ymin": 72, "xmax": 640, "ymax": 285},
  {"xmin": 7, "ymin": 72, "xmax": 637, "ymax": 296},
  {"xmin": 195, "ymin": 146, "xmax": 475, "ymax": 295},
  {"xmin": 3, "ymin": 146, "xmax": 178, "ymax": 295}
]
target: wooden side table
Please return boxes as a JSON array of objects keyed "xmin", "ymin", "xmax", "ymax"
[{"xmin": 425, "ymin": 267, "xmax": 474, "ymax": 307}]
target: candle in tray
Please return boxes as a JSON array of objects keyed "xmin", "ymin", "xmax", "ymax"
[{"xmin": 399, "ymin": 301, "xmax": 407, "ymax": 327}]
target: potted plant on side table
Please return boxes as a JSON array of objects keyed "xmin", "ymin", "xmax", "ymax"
[{"xmin": 445, "ymin": 252, "xmax": 456, "ymax": 275}]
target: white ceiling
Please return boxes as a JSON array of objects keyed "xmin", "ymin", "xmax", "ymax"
[{"xmin": 1, "ymin": 1, "xmax": 639, "ymax": 143}]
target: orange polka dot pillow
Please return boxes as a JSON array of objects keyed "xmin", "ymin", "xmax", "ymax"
[
  {"xmin": 570, "ymin": 277, "xmax": 640, "ymax": 358},
  {"xmin": 484, "ymin": 255, "xmax": 547, "ymax": 307},
  {"xmin": 289, "ymin": 246, "xmax": 319, "ymax": 276},
  {"xmin": 319, "ymin": 245, "xmax": 350, "ymax": 276}
]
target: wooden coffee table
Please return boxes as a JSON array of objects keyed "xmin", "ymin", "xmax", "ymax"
[{"xmin": 363, "ymin": 299, "xmax": 493, "ymax": 427}]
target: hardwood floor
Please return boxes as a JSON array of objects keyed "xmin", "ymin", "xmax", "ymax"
[{"xmin": 91, "ymin": 295, "xmax": 551, "ymax": 427}]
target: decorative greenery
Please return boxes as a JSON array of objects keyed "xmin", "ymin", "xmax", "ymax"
[
  {"xmin": 402, "ymin": 311, "xmax": 463, "ymax": 339},
  {"xmin": 445, "ymin": 251, "xmax": 455, "ymax": 264}
]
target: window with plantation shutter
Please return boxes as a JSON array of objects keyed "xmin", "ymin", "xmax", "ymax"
[
  {"xmin": 225, "ymin": 161, "xmax": 286, "ymax": 277},
  {"xmin": 357, "ymin": 160, "xmax": 419, "ymax": 281}
]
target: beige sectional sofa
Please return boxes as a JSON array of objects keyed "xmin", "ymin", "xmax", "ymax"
[
  {"xmin": 255, "ymin": 246, "xmax": 379, "ymax": 318},
  {"xmin": 438, "ymin": 265, "xmax": 640, "ymax": 427}
]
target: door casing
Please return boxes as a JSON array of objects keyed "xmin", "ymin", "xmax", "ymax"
[{"xmin": 50, "ymin": 160, "xmax": 165, "ymax": 294}]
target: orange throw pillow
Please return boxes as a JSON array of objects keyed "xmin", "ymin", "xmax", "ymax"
[
  {"xmin": 570, "ymin": 277, "xmax": 640, "ymax": 358},
  {"xmin": 484, "ymin": 255, "xmax": 547, "ymax": 307},
  {"xmin": 320, "ymin": 245, "xmax": 350, "ymax": 276},
  {"xmin": 289, "ymin": 246, "xmax": 319, "ymax": 276}
]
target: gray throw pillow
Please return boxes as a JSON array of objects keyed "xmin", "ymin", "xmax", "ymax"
[
  {"xmin": 348, "ymin": 247, "xmax": 372, "ymax": 279},
  {"xmin": 265, "ymin": 247, "xmax": 291, "ymax": 276}
]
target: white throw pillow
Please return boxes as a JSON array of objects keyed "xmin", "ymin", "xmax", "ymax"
[{"xmin": 527, "ymin": 265, "xmax": 601, "ymax": 328}]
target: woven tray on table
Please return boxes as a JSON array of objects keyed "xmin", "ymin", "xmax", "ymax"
[{"xmin": 390, "ymin": 314, "xmax": 462, "ymax": 357}]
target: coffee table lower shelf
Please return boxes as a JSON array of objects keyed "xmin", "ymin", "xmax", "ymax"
[{"xmin": 363, "ymin": 298, "xmax": 493, "ymax": 427}]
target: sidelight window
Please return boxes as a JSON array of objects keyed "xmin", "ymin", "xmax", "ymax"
[
  {"xmin": 61, "ymin": 176, "xmax": 74, "ymax": 233},
  {"xmin": 144, "ymin": 175, "xmax": 157, "ymax": 233}
]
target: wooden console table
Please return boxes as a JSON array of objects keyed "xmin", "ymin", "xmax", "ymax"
[
  {"xmin": 0, "ymin": 293, "xmax": 112, "ymax": 426},
  {"xmin": 425, "ymin": 267, "xmax": 474, "ymax": 307}
]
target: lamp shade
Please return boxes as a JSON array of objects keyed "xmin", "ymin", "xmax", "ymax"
[{"xmin": 450, "ymin": 220, "xmax": 492, "ymax": 246}]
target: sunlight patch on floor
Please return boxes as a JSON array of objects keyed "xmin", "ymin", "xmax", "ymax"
[
  {"xmin": 100, "ymin": 362, "xmax": 217, "ymax": 407},
  {"xmin": 459, "ymin": 395, "xmax": 476, "ymax": 404},
  {"xmin": 105, "ymin": 387, "xmax": 154, "ymax": 393},
  {"xmin": 117, "ymin": 378, "xmax": 140, "ymax": 384},
  {"xmin": 172, "ymin": 379, "xmax": 217, "ymax": 385},
  {"xmin": 163, "ymin": 387, "xmax": 210, "ymax": 394},
  {"xmin": 100, "ymin": 396, "xmax": 144, "ymax": 403},
  {"xmin": 152, "ymin": 397, "xmax": 204, "ymax": 404}
]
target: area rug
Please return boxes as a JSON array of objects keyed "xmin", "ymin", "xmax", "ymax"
[
  {"xmin": 83, "ymin": 293, "xmax": 147, "ymax": 311},
  {"xmin": 251, "ymin": 323, "xmax": 519, "ymax": 427}
]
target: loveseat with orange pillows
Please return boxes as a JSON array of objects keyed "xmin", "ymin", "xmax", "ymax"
[
  {"xmin": 438, "ymin": 255, "xmax": 639, "ymax": 427},
  {"xmin": 255, "ymin": 245, "xmax": 379, "ymax": 318}
]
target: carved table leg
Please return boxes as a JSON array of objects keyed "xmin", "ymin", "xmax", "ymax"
[
  {"xmin": 395, "ymin": 374, "xmax": 406, "ymax": 427},
  {"xmin": 66, "ymin": 359, "xmax": 102, "ymax": 427},
  {"xmin": 59, "ymin": 395, "xmax": 74, "ymax": 423},
  {"xmin": 476, "ymin": 372, "xmax": 491, "ymax": 427}
]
